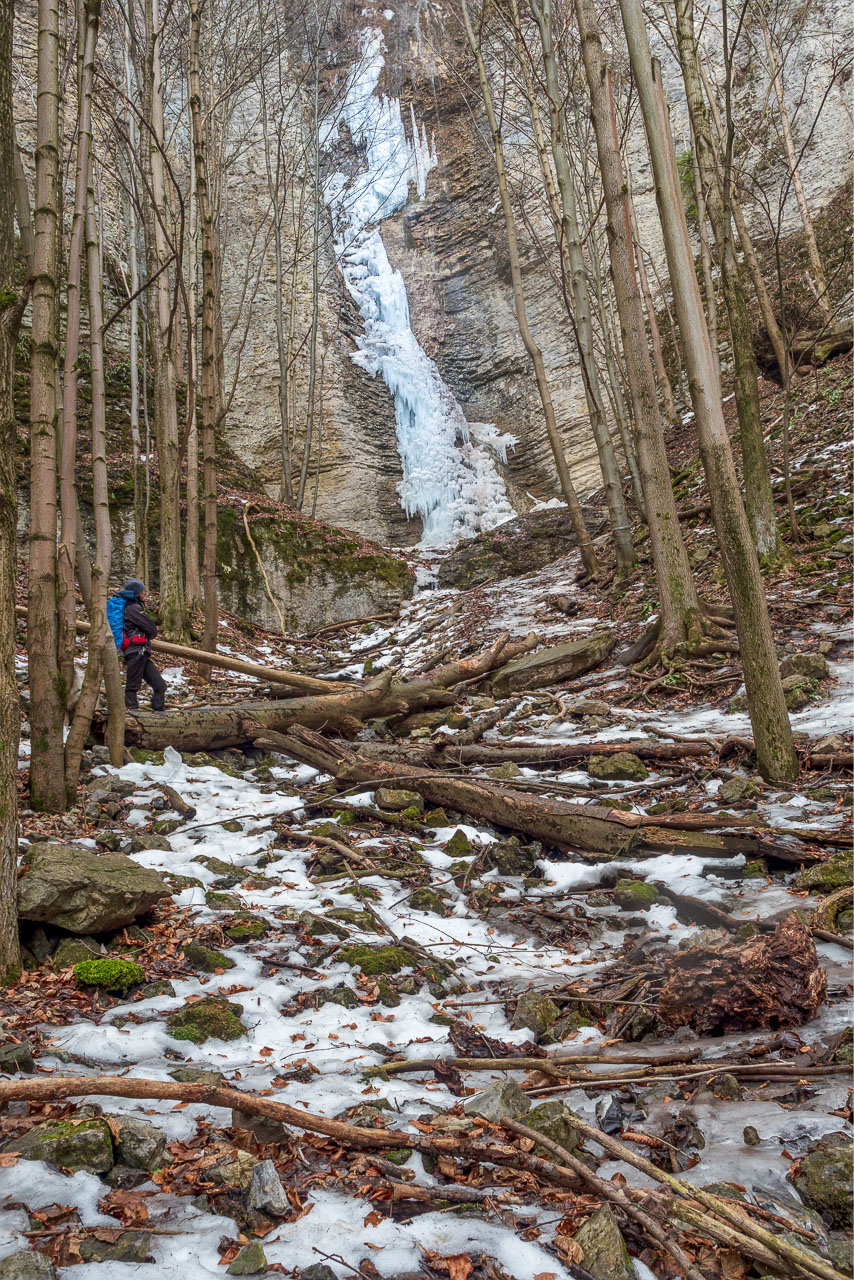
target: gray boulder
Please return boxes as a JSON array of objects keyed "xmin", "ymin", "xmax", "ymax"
[
  {"xmin": 248, "ymin": 1159, "xmax": 289, "ymax": 1216},
  {"xmin": 106, "ymin": 1115, "xmax": 166, "ymax": 1171},
  {"xmin": 17, "ymin": 844, "xmax": 169, "ymax": 934},
  {"xmin": 573, "ymin": 1204, "xmax": 632, "ymax": 1279},
  {"xmin": 0, "ymin": 1254, "xmax": 55, "ymax": 1279},
  {"xmin": 588, "ymin": 752, "xmax": 648, "ymax": 782},
  {"xmin": 512, "ymin": 991, "xmax": 559, "ymax": 1040},
  {"xmin": 492, "ymin": 633, "xmax": 615, "ymax": 696},
  {"xmin": 3, "ymin": 1118, "xmax": 113, "ymax": 1173},
  {"xmin": 463, "ymin": 1079, "xmax": 530, "ymax": 1121},
  {"xmin": 779, "ymin": 652, "xmax": 830, "ymax": 681}
]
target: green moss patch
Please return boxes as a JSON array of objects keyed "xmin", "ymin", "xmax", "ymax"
[
  {"xmin": 182, "ymin": 943, "xmax": 235, "ymax": 973},
  {"xmin": 74, "ymin": 958, "xmax": 145, "ymax": 993},
  {"xmin": 341, "ymin": 944, "xmax": 417, "ymax": 976},
  {"xmin": 166, "ymin": 996, "xmax": 246, "ymax": 1045}
]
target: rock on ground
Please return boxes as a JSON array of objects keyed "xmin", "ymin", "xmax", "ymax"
[
  {"xmin": 17, "ymin": 844, "xmax": 169, "ymax": 934},
  {"xmin": 492, "ymin": 633, "xmax": 615, "ymax": 695}
]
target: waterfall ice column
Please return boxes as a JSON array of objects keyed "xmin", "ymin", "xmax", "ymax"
[{"xmin": 324, "ymin": 29, "xmax": 515, "ymax": 545}]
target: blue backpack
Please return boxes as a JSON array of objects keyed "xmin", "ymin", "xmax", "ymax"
[{"xmin": 106, "ymin": 595, "xmax": 127, "ymax": 650}]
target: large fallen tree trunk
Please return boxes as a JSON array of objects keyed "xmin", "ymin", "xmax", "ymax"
[
  {"xmin": 256, "ymin": 726, "xmax": 792, "ymax": 858},
  {"xmin": 110, "ymin": 632, "xmax": 540, "ymax": 752},
  {"xmin": 350, "ymin": 737, "xmax": 714, "ymax": 767},
  {"xmin": 15, "ymin": 603, "xmax": 355, "ymax": 697}
]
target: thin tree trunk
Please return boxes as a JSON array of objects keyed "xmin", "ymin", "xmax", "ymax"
[
  {"xmin": 673, "ymin": 0, "xmax": 779, "ymax": 562},
  {"xmin": 619, "ymin": 0, "xmax": 797, "ymax": 781},
  {"xmin": 188, "ymin": 0, "xmax": 219, "ymax": 665},
  {"xmin": 297, "ymin": 68, "xmax": 322, "ymax": 511},
  {"xmin": 58, "ymin": 0, "xmax": 97, "ymax": 708},
  {"xmin": 574, "ymin": 0, "xmax": 699, "ymax": 647},
  {"xmin": 460, "ymin": 0, "xmax": 599, "ymax": 577},
  {"xmin": 689, "ymin": 146, "xmax": 721, "ymax": 386},
  {"xmin": 141, "ymin": 0, "xmax": 186, "ymax": 637},
  {"xmin": 758, "ymin": 9, "xmax": 831, "ymax": 322},
  {"xmin": 28, "ymin": 0, "xmax": 65, "ymax": 812},
  {"xmin": 184, "ymin": 122, "xmax": 201, "ymax": 611},
  {"xmin": 696, "ymin": 56, "xmax": 790, "ymax": 382},
  {"xmin": 0, "ymin": 0, "xmax": 24, "ymax": 976},
  {"xmin": 626, "ymin": 176, "xmax": 678, "ymax": 426},
  {"xmin": 526, "ymin": 0, "xmax": 634, "ymax": 572},
  {"xmin": 13, "ymin": 141, "xmax": 35, "ymax": 270}
]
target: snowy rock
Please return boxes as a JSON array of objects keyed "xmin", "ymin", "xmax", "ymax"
[
  {"xmin": 248, "ymin": 1159, "xmax": 290, "ymax": 1216},
  {"xmin": 588, "ymin": 752, "xmax": 648, "ymax": 782},
  {"xmin": 595, "ymin": 1095, "xmax": 625, "ymax": 1135},
  {"xmin": 298, "ymin": 910, "xmax": 349, "ymax": 939},
  {"xmin": 374, "ymin": 787, "xmax": 424, "ymax": 813},
  {"xmin": 512, "ymin": 990, "xmax": 559, "ymax": 1039},
  {"xmin": 492, "ymin": 633, "xmax": 616, "ymax": 695},
  {"xmin": 0, "ymin": 1254, "xmax": 55, "ymax": 1279},
  {"xmin": 779, "ymin": 652, "xmax": 830, "ymax": 681},
  {"xmin": 569, "ymin": 697, "xmax": 612, "ymax": 718},
  {"xmin": 4, "ymin": 1117, "xmax": 114, "ymax": 1173},
  {"xmin": 486, "ymin": 839, "xmax": 539, "ymax": 876},
  {"xmin": 572, "ymin": 1204, "xmax": 632, "ymax": 1279},
  {"xmin": 486, "ymin": 762, "xmax": 523, "ymax": 780},
  {"xmin": 463, "ymin": 1079, "xmax": 530, "ymax": 1121},
  {"xmin": 166, "ymin": 996, "xmax": 246, "ymax": 1044},
  {"xmin": 794, "ymin": 851, "xmax": 852, "ymax": 892},
  {"xmin": 613, "ymin": 879, "xmax": 658, "ymax": 911},
  {"xmin": 107, "ymin": 1115, "xmax": 167, "ymax": 1170},
  {"xmin": 719, "ymin": 777, "xmax": 759, "ymax": 804},
  {"xmin": 182, "ymin": 941, "xmax": 235, "ymax": 973},
  {"xmin": 130, "ymin": 833, "xmax": 174, "ymax": 852},
  {"xmin": 299, "ymin": 1268, "xmax": 337, "ymax": 1280},
  {"xmin": 17, "ymin": 844, "xmax": 169, "ymax": 934},
  {"xmin": 227, "ymin": 1241, "xmax": 267, "ymax": 1275}
]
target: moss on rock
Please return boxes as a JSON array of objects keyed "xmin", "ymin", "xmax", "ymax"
[
  {"xmin": 74, "ymin": 958, "xmax": 145, "ymax": 992},
  {"xmin": 613, "ymin": 879, "xmax": 658, "ymax": 911},
  {"xmin": 167, "ymin": 996, "xmax": 246, "ymax": 1044},
  {"xmin": 795, "ymin": 851, "xmax": 853, "ymax": 892},
  {"xmin": 182, "ymin": 942, "xmax": 235, "ymax": 973},
  {"xmin": 341, "ymin": 944, "xmax": 416, "ymax": 975}
]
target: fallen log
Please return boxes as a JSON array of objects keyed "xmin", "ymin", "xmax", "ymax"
[
  {"xmin": 352, "ymin": 737, "xmax": 715, "ymax": 767},
  {"xmin": 14, "ymin": 604, "xmax": 354, "ymax": 697},
  {"xmin": 109, "ymin": 632, "xmax": 540, "ymax": 752},
  {"xmin": 254, "ymin": 726, "xmax": 792, "ymax": 860},
  {"xmin": 658, "ymin": 916, "xmax": 827, "ymax": 1034}
]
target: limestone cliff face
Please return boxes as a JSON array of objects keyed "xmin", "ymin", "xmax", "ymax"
[{"xmin": 12, "ymin": 0, "xmax": 851, "ymax": 551}]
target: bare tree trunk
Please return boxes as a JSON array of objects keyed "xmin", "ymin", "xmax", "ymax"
[
  {"xmin": 141, "ymin": 0, "xmax": 186, "ymax": 637},
  {"xmin": 619, "ymin": 0, "xmax": 797, "ymax": 781},
  {"xmin": 0, "ymin": 0, "xmax": 24, "ymax": 976},
  {"xmin": 58, "ymin": 0, "xmax": 98, "ymax": 708},
  {"xmin": 696, "ymin": 56, "xmax": 790, "ymax": 382},
  {"xmin": 461, "ymin": 0, "xmax": 599, "ymax": 578},
  {"xmin": 758, "ymin": 8, "xmax": 831, "ymax": 322},
  {"xmin": 525, "ymin": 0, "xmax": 634, "ymax": 573},
  {"xmin": 626, "ymin": 177, "xmax": 678, "ymax": 426},
  {"xmin": 120, "ymin": 22, "xmax": 146, "ymax": 579},
  {"xmin": 574, "ymin": 0, "xmax": 699, "ymax": 649},
  {"xmin": 188, "ymin": 0, "xmax": 219, "ymax": 665},
  {"xmin": 13, "ymin": 141, "xmax": 35, "ymax": 269},
  {"xmin": 67, "ymin": 45, "xmax": 121, "ymax": 792},
  {"xmin": 28, "ymin": 0, "xmax": 65, "ymax": 812},
  {"xmin": 689, "ymin": 146, "xmax": 721, "ymax": 386},
  {"xmin": 184, "ymin": 122, "xmax": 202, "ymax": 612},
  {"xmin": 297, "ymin": 67, "xmax": 322, "ymax": 511},
  {"xmin": 673, "ymin": 0, "xmax": 779, "ymax": 563}
]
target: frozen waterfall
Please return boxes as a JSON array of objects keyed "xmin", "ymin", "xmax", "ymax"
[{"xmin": 324, "ymin": 29, "xmax": 515, "ymax": 545}]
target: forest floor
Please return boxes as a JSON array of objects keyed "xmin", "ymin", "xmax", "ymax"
[{"xmin": 0, "ymin": 357, "xmax": 851, "ymax": 1280}]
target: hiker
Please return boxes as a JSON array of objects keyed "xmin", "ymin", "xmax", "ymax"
[{"xmin": 107, "ymin": 579, "xmax": 167, "ymax": 712}]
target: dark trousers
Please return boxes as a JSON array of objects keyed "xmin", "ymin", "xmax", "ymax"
[{"xmin": 124, "ymin": 648, "xmax": 167, "ymax": 711}]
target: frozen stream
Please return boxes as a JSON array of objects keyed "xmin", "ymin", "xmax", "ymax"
[{"xmin": 324, "ymin": 27, "xmax": 515, "ymax": 543}]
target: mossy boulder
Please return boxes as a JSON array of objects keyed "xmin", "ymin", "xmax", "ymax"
[
  {"xmin": 204, "ymin": 890, "xmax": 242, "ymax": 911},
  {"xmin": 0, "ymin": 1252, "xmax": 55, "ymax": 1279},
  {"xmin": 342, "ymin": 944, "xmax": 416, "ymax": 975},
  {"xmin": 0, "ymin": 1042, "xmax": 35, "ymax": 1074},
  {"xmin": 17, "ymin": 844, "xmax": 169, "ymax": 934},
  {"xmin": 486, "ymin": 838, "xmax": 538, "ymax": 876},
  {"xmin": 789, "ymin": 1139, "xmax": 853, "ymax": 1229},
  {"xmin": 4, "ymin": 1117, "xmax": 114, "ymax": 1173},
  {"xmin": 720, "ymin": 777, "xmax": 759, "ymax": 804},
  {"xmin": 167, "ymin": 996, "xmax": 246, "ymax": 1045},
  {"xmin": 215, "ymin": 506, "xmax": 414, "ymax": 633},
  {"xmin": 588, "ymin": 752, "xmax": 648, "ymax": 782},
  {"xmin": 436, "ymin": 507, "xmax": 582, "ymax": 589},
  {"xmin": 781, "ymin": 674, "xmax": 818, "ymax": 710},
  {"xmin": 227, "ymin": 1241, "xmax": 267, "ymax": 1275},
  {"xmin": 168, "ymin": 1067, "xmax": 223, "ymax": 1086},
  {"xmin": 226, "ymin": 916, "xmax": 270, "ymax": 942},
  {"xmin": 409, "ymin": 887, "xmax": 449, "ymax": 916},
  {"xmin": 328, "ymin": 908, "xmax": 375, "ymax": 930},
  {"xmin": 779, "ymin": 652, "xmax": 830, "ymax": 681},
  {"xmin": 424, "ymin": 808, "xmax": 449, "ymax": 827},
  {"xmin": 374, "ymin": 787, "xmax": 424, "ymax": 813},
  {"xmin": 492, "ymin": 633, "xmax": 616, "ymax": 695},
  {"xmin": 512, "ymin": 990, "xmax": 560, "ymax": 1040},
  {"xmin": 573, "ymin": 1204, "xmax": 632, "ymax": 1279},
  {"xmin": 153, "ymin": 819, "xmax": 183, "ymax": 835},
  {"xmin": 52, "ymin": 936, "xmax": 100, "ymax": 968},
  {"xmin": 78, "ymin": 1231, "xmax": 151, "ymax": 1264},
  {"xmin": 486, "ymin": 762, "xmax": 523, "ymax": 781},
  {"xmin": 130, "ymin": 833, "xmax": 173, "ymax": 852},
  {"xmin": 315, "ymin": 985, "xmax": 358, "ymax": 1010},
  {"xmin": 613, "ymin": 879, "xmax": 658, "ymax": 911},
  {"xmin": 74, "ymin": 958, "xmax": 145, "ymax": 993},
  {"xmin": 106, "ymin": 1116, "xmax": 167, "ymax": 1171},
  {"xmin": 444, "ymin": 829, "xmax": 473, "ymax": 858},
  {"xmin": 524, "ymin": 1101, "xmax": 582, "ymax": 1155},
  {"xmin": 210, "ymin": 1148, "xmax": 257, "ymax": 1190},
  {"xmin": 299, "ymin": 911, "xmax": 349, "ymax": 939},
  {"xmin": 795, "ymin": 852, "xmax": 853, "ymax": 892},
  {"xmin": 182, "ymin": 942, "xmax": 235, "ymax": 973}
]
